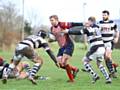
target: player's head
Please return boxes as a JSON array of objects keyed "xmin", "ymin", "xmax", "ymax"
[
  {"xmin": 37, "ymin": 30, "xmax": 47, "ymax": 39},
  {"xmin": 102, "ymin": 10, "xmax": 110, "ymax": 21},
  {"xmin": 88, "ymin": 16, "xmax": 96, "ymax": 26},
  {"xmin": 49, "ymin": 15, "xmax": 59, "ymax": 26}
]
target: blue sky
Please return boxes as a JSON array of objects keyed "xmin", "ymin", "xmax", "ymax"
[{"xmin": 1, "ymin": 0, "xmax": 120, "ymax": 26}]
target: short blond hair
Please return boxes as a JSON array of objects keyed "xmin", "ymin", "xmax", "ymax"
[
  {"xmin": 88, "ymin": 16, "xmax": 96, "ymax": 23},
  {"xmin": 49, "ymin": 15, "xmax": 59, "ymax": 20}
]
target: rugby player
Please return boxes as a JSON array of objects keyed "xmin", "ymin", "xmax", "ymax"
[
  {"xmin": 99, "ymin": 10, "xmax": 119, "ymax": 78},
  {"xmin": 49, "ymin": 15, "xmax": 83, "ymax": 82},
  {"xmin": 62, "ymin": 16, "xmax": 111, "ymax": 84},
  {"xmin": 2, "ymin": 30, "xmax": 59, "ymax": 85}
]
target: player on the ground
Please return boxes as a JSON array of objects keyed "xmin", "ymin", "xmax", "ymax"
[
  {"xmin": 49, "ymin": 15, "xmax": 83, "ymax": 82},
  {"xmin": 2, "ymin": 30, "xmax": 59, "ymax": 85},
  {"xmin": 98, "ymin": 10, "xmax": 119, "ymax": 77},
  {"xmin": 0, "ymin": 57, "xmax": 31, "ymax": 79},
  {"xmin": 62, "ymin": 16, "xmax": 111, "ymax": 84}
]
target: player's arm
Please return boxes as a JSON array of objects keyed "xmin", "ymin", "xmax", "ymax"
[
  {"xmin": 113, "ymin": 24, "xmax": 119, "ymax": 44},
  {"xmin": 48, "ymin": 33, "xmax": 56, "ymax": 43},
  {"xmin": 61, "ymin": 29, "xmax": 84, "ymax": 35},
  {"xmin": 42, "ymin": 43, "xmax": 59, "ymax": 68},
  {"xmin": 69, "ymin": 22, "xmax": 84, "ymax": 28},
  {"xmin": 60, "ymin": 22, "xmax": 84, "ymax": 29}
]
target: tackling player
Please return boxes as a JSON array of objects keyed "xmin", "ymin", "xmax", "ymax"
[
  {"xmin": 2, "ymin": 30, "xmax": 59, "ymax": 85},
  {"xmin": 62, "ymin": 17, "xmax": 111, "ymax": 84}
]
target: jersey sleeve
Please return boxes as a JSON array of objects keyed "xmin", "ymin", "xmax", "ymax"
[
  {"xmin": 68, "ymin": 29, "xmax": 84, "ymax": 35},
  {"xmin": 42, "ymin": 43, "xmax": 50, "ymax": 51},
  {"xmin": 60, "ymin": 22, "xmax": 83, "ymax": 29},
  {"xmin": 113, "ymin": 24, "xmax": 119, "ymax": 32}
]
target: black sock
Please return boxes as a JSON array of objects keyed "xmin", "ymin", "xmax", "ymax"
[{"xmin": 105, "ymin": 60, "xmax": 114, "ymax": 73}]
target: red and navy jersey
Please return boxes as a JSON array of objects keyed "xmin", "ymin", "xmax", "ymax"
[{"xmin": 51, "ymin": 22, "xmax": 83, "ymax": 47}]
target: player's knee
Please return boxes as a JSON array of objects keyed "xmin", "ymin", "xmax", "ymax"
[
  {"xmin": 59, "ymin": 63, "xmax": 65, "ymax": 69},
  {"xmin": 105, "ymin": 54, "xmax": 111, "ymax": 60},
  {"xmin": 96, "ymin": 61, "xmax": 101, "ymax": 68},
  {"xmin": 37, "ymin": 60, "xmax": 43, "ymax": 65},
  {"xmin": 33, "ymin": 57, "xmax": 43, "ymax": 65},
  {"xmin": 83, "ymin": 57, "xmax": 89, "ymax": 64}
]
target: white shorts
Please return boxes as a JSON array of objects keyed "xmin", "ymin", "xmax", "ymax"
[
  {"xmin": 13, "ymin": 44, "xmax": 37, "ymax": 61},
  {"xmin": 104, "ymin": 42, "xmax": 113, "ymax": 51},
  {"xmin": 86, "ymin": 47, "xmax": 105, "ymax": 61}
]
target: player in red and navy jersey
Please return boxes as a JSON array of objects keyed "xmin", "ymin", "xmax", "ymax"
[{"xmin": 49, "ymin": 15, "xmax": 83, "ymax": 82}]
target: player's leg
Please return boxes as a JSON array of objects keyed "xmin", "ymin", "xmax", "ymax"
[
  {"xmin": 16, "ymin": 62, "xmax": 31, "ymax": 79},
  {"xmin": 97, "ymin": 60, "xmax": 111, "ymax": 84},
  {"xmin": 29, "ymin": 55, "xmax": 43, "ymax": 80},
  {"xmin": 18, "ymin": 71, "xmax": 28, "ymax": 79},
  {"xmin": 24, "ymin": 47, "xmax": 43, "ymax": 85},
  {"xmin": 83, "ymin": 57, "xmax": 99, "ymax": 83},
  {"xmin": 57, "ymin": 48, "xmax": 74, "ymax": 82},
  {"xmin": 64, "ymin": 43, "xmax": 79, "ymax": 79},
  {"xmin": 61, "ymin": 54, "xmax": 74, "ymax": 82},
  {"xmin": 96, "ymin": 47, "xmax": 111, "ymax": 84},
  {"xmin": 104, "ymin": 43, "xmax": 116, "ymax": 78},
  {"xmin": 83, "ymin": 51, "xmax": 100, "ymax": 83},
  {"xmin": 2, "ymin": 47, "xmax": 23, "ymax": 84},
  {"xmin": 57, "ymin": 48, "xmax": 66, "ymax": 69},
  {"xmin": 111, "ymin": 42, "xmax": 118, "ymax": 72}
]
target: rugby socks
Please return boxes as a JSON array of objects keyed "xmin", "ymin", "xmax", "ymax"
[
  {"xmin": 29, "ymin": 63, "xmax": 41, "ymax": 78},
  {"xmin": 99, "ymin": 64, "xmax": 109, "ymax": 80},
  {"xmin": 70, "ymin": 66, "xmax": 78, "ymax": 72},
  {"xmin": 84, "ymin": 63, "xmax": 97, "ymax": 77},
  {"xmin": 65, "ymin": 64, "xmax": 74, "ymax": 82},
  {"xmin": 112, "ymin": 63, "xmax": 118, "ymax": 72},
  {"xmin": 23, "ymin": 64, "xmax": 31, "ymax": 75},
  {"xmin": 3, "ymin": 63, "xmax": 15, "ymax": 78},
  {"xmin": 105, "ymin": 60, "xmax": 114, "ymax": 73}
]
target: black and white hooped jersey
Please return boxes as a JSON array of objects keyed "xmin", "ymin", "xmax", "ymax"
[
  {"xmin": 82, "ymin": 24, "xmax": 104, "ymax": 48},
  {"xmin": 98, "ymin": 20, "xmax": 118, "ymax": 42},
  {"xmin": 20, "ymin": 35, "xmax": 47, "ymax": 49}
]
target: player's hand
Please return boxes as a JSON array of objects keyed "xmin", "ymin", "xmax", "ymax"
[
  {"xmin": 55, "ymin": 62, "xmax": 60, "ymax": 68},
  {"xmin": 113, "ymin": 38, "xmax": 119, "ymax": 44},
  {"xmin": 84, "ymin": 22, "xmax": 90, "ymax": 28},
  {"xmin": 61, "ymin": 29, "xmax": 69, "ymax": 34}
]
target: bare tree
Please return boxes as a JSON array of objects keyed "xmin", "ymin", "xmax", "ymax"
[{"xmin": 0, "ymin": 1, "xmax": 23, "ymax": 50}]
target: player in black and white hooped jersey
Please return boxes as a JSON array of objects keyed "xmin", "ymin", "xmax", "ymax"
[
  {"xmin": 62, "ymin": 16, "xmax": 111, "ymax": 84},
  {"xmin": 2, "ymin": 30, "xmax": 59, "ymax": 85},
  {"xmin": 98, "ymin": 10, "xmax": 119, "ymax": 78}
]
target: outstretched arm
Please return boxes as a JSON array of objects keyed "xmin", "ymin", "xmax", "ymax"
[
  {"xmin": 60, "ymin": 22, "xmax": 84, "ymax": 29},
  {"xmin": 61, "ymin": 29, "xmax": 84, "ymax": 35},
  {"xmin": 70, "ymin": 22, "xmax": 84, "ymax": 27},
  {"xmin": 48, "ymin": 33, "xmax": 56, "ymax": 43},
  {"xmin": 42, "ymin": 43, "xmax": 59, "ymax": 68}
]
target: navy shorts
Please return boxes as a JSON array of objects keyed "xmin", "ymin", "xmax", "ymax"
[{"xmin": 57, "ymin": 42, "xmax": 74, "ymax": 57}]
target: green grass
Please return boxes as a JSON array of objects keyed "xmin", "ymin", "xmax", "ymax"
[{"xmin": 0, "ymin": 43, "xmax": 120, "ymax": 90}]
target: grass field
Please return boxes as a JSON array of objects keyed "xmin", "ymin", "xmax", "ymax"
[{"xmin": 0, "ymin": 43, "xmax": 120, "ymax": 90}]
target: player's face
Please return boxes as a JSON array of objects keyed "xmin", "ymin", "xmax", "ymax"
[
  {"xmin": 50, "ymin": 18, "xmax": 59, "ymax": 26},
  {"xmin": 102, "ymin": 13, "xmax": 109, "ymax": 21},
  {"xmin": 85, "ymin": 22, "xmax": 90, "ymax": 27},
  {"xmin": 88, "ymin": 20, "xmax": 93, "ymax": 26}
]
